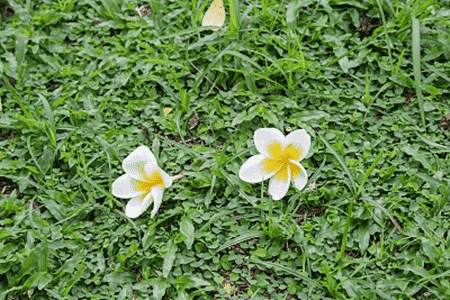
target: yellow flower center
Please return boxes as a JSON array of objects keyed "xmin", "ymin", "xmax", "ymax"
[
  {"xmin": 261, "ymin": 141, "xmax": 304, "ymax": 182},
  {"xmin": 132, "ymin": 165, "xmax": 165, "ymax": 197}
]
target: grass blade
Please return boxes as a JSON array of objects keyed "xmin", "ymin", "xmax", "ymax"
[
  {"xmin": 375, "ymin": 0, "xmax": 394, "ymax": 75},
  {"xmin": 216, "ymin": 230, "xmax": 266, "ymax": 253},
  {"xmin": 355, "ymin": 150, "xmax": 383, "ymax": 199},
  {"xmin": 1, "ymin": 73, "xmax": 32, "ymax": 119},
  {"xmin": 316, "ymin": 131, "xmax": 356, "ymax": 195},
  {"xmin": 412, "ymin": 17, "xmax": 426, "ymax": 129},
  {"xmin": 250, "ymin": 258, "xmax": 322, "ymax": 288},
  {"xmin": 192, "ymin": 43, "xmax": 234, "ymax": 91},
  {"xmin": 412, "ymin": 127, "xmax": 450, "ymax": 152},
  {"xmin": 339, "ymin": 150, "xmax": 384, "ymax": 262}
]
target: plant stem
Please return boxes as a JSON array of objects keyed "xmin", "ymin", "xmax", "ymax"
[{"xmin": 269, "ymin": 195, "xmax": 273, "ymax": 220}]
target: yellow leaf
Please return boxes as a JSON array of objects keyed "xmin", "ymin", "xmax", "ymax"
[
  {"xmin": 202, "ymin": 0, "xmax": 225, "ymax": 31},
  {"xmin": 164, "ymin": 107, "xmax": 172, "ymax": 116}
]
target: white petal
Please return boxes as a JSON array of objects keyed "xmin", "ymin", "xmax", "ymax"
[
  {"xmin": 149, "ymin": 186, "xmax": 164, "ymax": 218},
  {"xmin": 283, "ymin": 129, "xmax": 311, "ymax": 161},
  {"xmin": 290, "ymin": 160, "xmax": 308, "ymax": 191},
  {"xmin": 239, "ymin": 154, "xmax": 278, "ymax": 183},
  {"xmin": 268, "ymin": 164, "xmax": 291, "ymax": 200},
  {"xmin": 160, "ymin": 168, "xmax": 173, "ymax": 188},
  {"xmin": 125, "ymin": 192, "xmax": 153, "ymax": 218},
  {"xmin": 112, "ymin": 174, "xmax": 146, "ymax": 198},
  {"xmin": 254, "ymin": 128, "xmax": 285, "ymax": 158},
  {"xmin": 123, "ymin": 146, "xmax": 157, "ymax": 180}
]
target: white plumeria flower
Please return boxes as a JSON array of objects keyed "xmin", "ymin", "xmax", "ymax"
[
  {"xmin": 239, "ymin": 128, "xmax": 311, "ymax": 200},
  {"xmin": 112, "ymin": 145, "xmax": 172, "ymax": 219}
]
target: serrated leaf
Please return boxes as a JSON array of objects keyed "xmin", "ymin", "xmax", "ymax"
[
  {"xmin": 23, "ymin": 271, "xmax": 47, "ymax": 290},
  {"xmin": 254, "ymin": 248, "xmax": 267, "ymax": 257},
  {"xmin": 39, "ymin": 54, "xmax": 61, "ymax": 71},
  {"xmin": 425, "ymin": 85, "xmax": 441, "ymax": 96},
  {"xmin": 190, "ymin": 275, "xmax": 213, "ymax": 287},
  {"xmin": 404, "ymin": 264, "xmax": 429, "ymax": 277},
  {"xmin": 9, "ymin": 250, "xmax": 38, "ymax": 287},
  {"xmin": 40, "ymin": 198, "xmax": 64, "ymax": 221},
  {"xmin": 37, "ymin": 272, "xmax": 52, "ymax": 289},
  {"xmin": 151, "ymin": 276, "xmax": 170, "ymax": 300},
  {"xmin": 420, "ymin": 238, "xmax": 437, "ymax": 261},
  {"xmin": 96, "ymin": 136, "xmax": 119, "ymax": 161},
  {"xmin": 263, "ymin": 109, "xmax": 279, "ymax": 126},
  {"xmin": 413, "ymin": 129, "xmax": 450, "ymax": 152},
  {"xmin": 0, "ymin": 228, "xmax": 15, "ymax": 240},
  {"xmin": 401, "ymin": 145, "xmax": 432, "ymax": 170},
  {"xmin": 174, "ymin": 275, "xmax": 192, "ymax": 288},
  {"xmin": 61, "ymin": 261, "xmax": 87, "ymax": 296}
]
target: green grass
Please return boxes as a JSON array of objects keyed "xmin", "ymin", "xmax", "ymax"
[{"xmin": 1, "ymin": 0, "xmax": 450, "ymax": 299}]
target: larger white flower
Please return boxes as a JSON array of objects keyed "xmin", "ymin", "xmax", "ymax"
[
  {"xmin": 112, "ymin": 146, "xmax": 172, "ymax": 219},
  {"xmin": 239, "ymin": 128, "xmax": 311, "ymax": 200}
]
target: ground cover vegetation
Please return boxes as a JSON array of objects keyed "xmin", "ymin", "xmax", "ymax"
[{"xmin": 0, "ymin": 0, "xmax": 450, "ymax": 299}]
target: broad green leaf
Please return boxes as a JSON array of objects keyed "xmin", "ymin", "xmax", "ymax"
[
  {"xmin": 151, "ymin": 276, "xmax": 170, "ymax": 300},
  {"xmin": 15, "ymin": 33, "xmax": 29, "ymax": 66},
  {"xmin": 0, "ymin": 243, "xmax": 19, "ymax": 258},
  {"xmin": 162, "ymin": 239, "xmax": 177, "ymax": 278},
  {"xmin": 180, "ymin": 219, "xmax": 195, "ymax": 250}
]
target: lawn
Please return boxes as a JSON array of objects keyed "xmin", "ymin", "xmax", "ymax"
[{"xmin": 1, "ymin": 0, "xmax": 450, "ymax": 299}]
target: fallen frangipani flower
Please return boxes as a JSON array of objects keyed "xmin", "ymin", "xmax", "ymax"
[
  {"xmin": 202, "ymin": 0, "xmax": 225, "ymax": 31},
  {"xmin": 239, "ymin": 128, "xmax": 311, "ymax": 200},
  {"xmin": 112, "ymin": 145, "xmax": 175, "ymax": 219}
]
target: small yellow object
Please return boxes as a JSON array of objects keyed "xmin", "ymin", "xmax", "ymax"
[
  {"xmin": 163, "ymin": 107, "xmax": 172, "ymax": 116},
  {"xmin": 223, "ymin": 283, "xmax": 232, "ymax": 293},
  {"xmin": 305, "ymin": 180, "xmax": 317, "ymax": 192},
  {"xmin": 172, "ymin": 174, "xmax": 185, "ymax": 181},
  {"xmin": 202, "ymin": 0, "xmax": 225, "ymax": 31}
]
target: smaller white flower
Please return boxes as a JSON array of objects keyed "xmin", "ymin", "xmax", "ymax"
[
  {"xmin": 239, "ymin": 128, "xmax": 311, "ymax": 200},
  {"xmin": 112, "ymin": 146, "xmax": 172, "ymax": 219}
]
